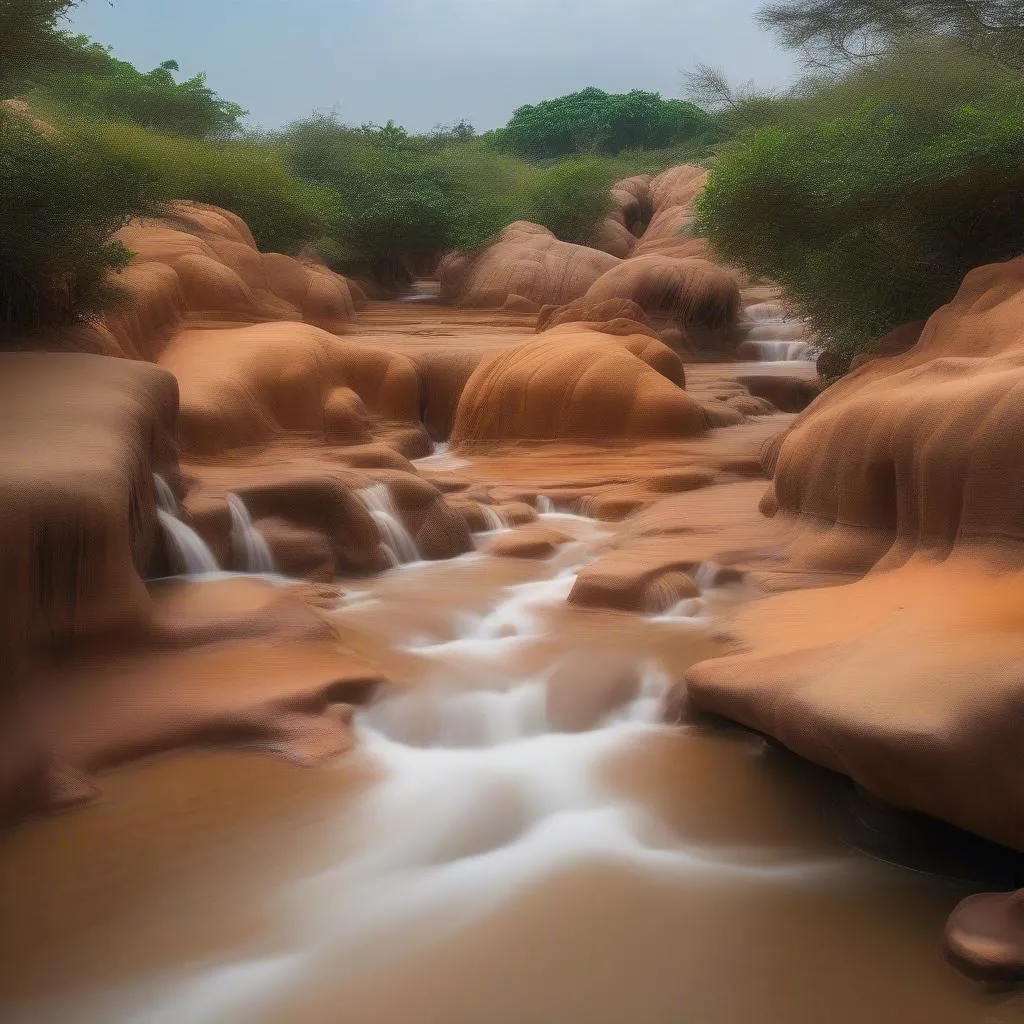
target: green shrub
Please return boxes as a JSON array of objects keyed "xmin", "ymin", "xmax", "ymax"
[
  {"xmin": 0, "ymin": 107, "xmax": 158, "ymax": 337},
  {"xmin": 500, "ymin": 88, "xmax": 709, "ymax": 159},
  {"xmin": 66, "ymin": 119, "xmax": 331, "ymax": 253},
  {"xmin": 31, "ymin": 37, "xmax": 247, "ymax": 138},
  {"xmin": 525, "ymin": 158, "xmax": 616, "ymax": 245},
  {"xmin": 280, "ymin": 116, "xmax": 536, "ymax": 287},
  {"xmin": 695, "ymin": 42, "xmax": 1024, "ymax": 368},
  {"xmin": 0, "ymin": 0, "xmax": 84, "ymax": 98}
]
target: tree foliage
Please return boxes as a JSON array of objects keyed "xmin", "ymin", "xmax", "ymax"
[
  {"xmin": 759, "ymin": 0, "xmax": 1024, "ymax": 71},
  {"xmin": 499, "ymin": 87, "xmax": 709, "ymax": 159},
  {"xmin": 32, "ymin": 36, "xmax": 247, "ymax": 137},
  {"xmin": 0, "ymin": 107, "xmax": 158, "ymax": 336},
  {"xmin": 69, "ymin": 118, "xmax": 331, "ymax": 254},
  {"xmin": 524, "ymin": 158, "xmax": 616, "ymax": 245},
  {"xmin": 279, "ymin": 115, "xmax": 530, "ymax": 287},
  {"xmin": 696, "ymin": 40, "xmax": 1024, "ymax": 368},
  {"xmin": 0, "ymin": 0, "xmax": 85, "ymax": 97}
]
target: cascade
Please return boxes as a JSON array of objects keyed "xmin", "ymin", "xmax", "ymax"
[
  {"xmin": 358, "ymin": 483, "xmax": 421, "ymax": 564},
  {"xmin": 227, "ymin": 493, "xmax": 275, "ymax": 574}
]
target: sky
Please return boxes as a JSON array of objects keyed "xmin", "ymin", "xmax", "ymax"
[{"xmin": 66, "ymin": 0, "xmax": 800, "ymax": 133}]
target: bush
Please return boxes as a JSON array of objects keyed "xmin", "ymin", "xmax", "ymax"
[
  {"xmin": 0, "ymin": 0, "xmax": 84, "ymax": 98},
  {"xmin": 695, "ymin": 42, "xmax": 1024, "ymax": 367},
  {"xmin": 280, "ymin": 116, "xmax": 536, "ymax": 287},
  {"xmin": 0, "ymin": 107, "xmax": 158, "ymax": 337},
  {"xmin": 30, "ymin": 36, "xmax": 247, "ymax": 138},
  {"xmin": 500, "ymin": 88, "xmax": 709, "ymax": 159},
  {"xmin": 525, "ymin": 158, "xmax": 616, "ymax": 245},
  {"xmin": 67, "ymin": 119, "xmax": 331, "ymax": 253}
]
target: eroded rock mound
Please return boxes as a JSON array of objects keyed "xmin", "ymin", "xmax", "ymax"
[
  {"xmin": 579, "ymin": 254, "xmax": 741, "ymax": 350},
  {"xmin": 0, "ymin": 353, "xmax": 179, "ymax": 686},
  {"xmin": 438, "ymin": 222, "xmax": 620, "ymax": 310},
  {"xmin": 535, "ymin": 167, "xmax": 744, "ymax": 353},
  {"xmin": 63, "ymin": 201, "xmax": 356, "ymax": 362},
  {"xmin": 680, "ymin": 256, "xmax": 1024, "ymax": 981},
  {"xmin": 159, "ymin": 322, "xmax": 423, "ymax": 457},
  {"xmin": 450, "ymin": 330, "xmax": 707, "ymax": 443},
  {"xmin": 762, "ymin": 257, "xmax": 1024, "ymax": 571},
  {"xmin": 536, "ymin": 297, "xmax": 660, "ymax": 339}
]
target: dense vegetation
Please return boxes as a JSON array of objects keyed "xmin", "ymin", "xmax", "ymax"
[
  {"xmin": 17, "ymin": 0, "xmax": 1024, "ymax": 360},
  {"xmin": 0, "ymin": 105, "xmax": 157, "ymax": 336},
  {"xmin": 492, "ymin": 87, "xmax": 709, "ymax": 159},
  {"xmin": 695, "ymin": 4, "xmax": 1024, "ymax": 370},
  {"xmin": 32, "ymin": 37, "xmax": 247, "ymax": 137},
  {"xmin": 0, "ymin": 0, "xmax": 87, "ymax": 96}
]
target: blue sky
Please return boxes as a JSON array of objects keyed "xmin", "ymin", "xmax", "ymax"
[{"xmin": 67, "ymin": 0, "xmax": 799, "ymax": 132}]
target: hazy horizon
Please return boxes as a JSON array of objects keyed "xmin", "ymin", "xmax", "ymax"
[{"xmin": 66, "ymin": 0, "xmax": 800, "ymax": 133}]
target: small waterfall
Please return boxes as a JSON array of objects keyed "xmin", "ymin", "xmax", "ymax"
[
  {"xmin": 153, "ymin": 473, "xmax": 218, "ymax": 576},
  {"xmin": 478, "ymin": 505, "xmax": 507, "ymax": 532},
  {"xmin": 227, "ymin": 493, "xmax": 275, "ymax": 574},
  {"xmin": 748, "ymin": 339, "xmax": 816, "ymax": 362},
  {"xmin": 358, "ymin": 484, "xmax": 420, "ymax": 565},
  {"xmin": 535, "ymin": 496, "xmax": 555, "ymax": 515},
  {"xmin": 153, "ymin": 474, "xmax": 178, "ymax": 515},
  {"xmin": 157, "ymin": 509, "xmax": 219, "ymax": 575}
]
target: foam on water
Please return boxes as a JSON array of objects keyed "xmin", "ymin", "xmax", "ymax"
[
  {"xmin": 748, "ymin": 339, "xmax": 817, "ymax": 362},
  {"xmin": 8, "ymin": 493, "xmax": 993, "ymax": 1024}
]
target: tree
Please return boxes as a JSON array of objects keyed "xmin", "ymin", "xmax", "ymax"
[
  {"xmin": 525, "ymin": 158, "xmax": 615, "ymax": 244},
  {"xmin": 500, "ymin": 88, "xmax": 708, "ymax": 159},
  {"xmin": 759, "ymin": 0, "xmax": 1024, "ymax": 71},
  {"xmin": 0, "ymin": 105, "xmax": 159, "ymax": 337},
  {"xmin": 33, "ymin": 36, "xmax": 247, "ymax": 137},
  {"xmin": 279, "ymin": 115, "xmax": 527, "ymax": 288},
  {"xmin": 0, "ymin": 0, "xmax": 85, "ymax": 97},
  {"xmin": 695, "ymin": 40, "xmax": 1024, "ymax": 369}
]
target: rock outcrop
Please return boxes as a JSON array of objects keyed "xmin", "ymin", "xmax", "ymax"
[
  {"xmin": 450, "ymin": 329, "xmax": 708, "ymax": 444},
  {"xmin": 160, "ymin": 322, "xmax": 423, "ymax": 457},
  {"xmin": 438, "ymin": 222, "xmax": 620, "ymax": 309},
  {"xmin": 536, "ymin": 166, "xmax": 743, "ymax": 352},
  {"xmin": 676, "ymin": 256, "xmax": 1024, "ymax": 983},
  {"xmin": 58, "ymin": 201, "xmax": 356, "ymax": 362}
]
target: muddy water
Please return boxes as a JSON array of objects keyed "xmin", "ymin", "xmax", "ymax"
[{"xmin": 0, "ymin": 514, "xmax": 1019, "ymax": 1023}]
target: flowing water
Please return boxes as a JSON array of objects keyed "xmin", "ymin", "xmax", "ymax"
[
  {"xmin": 357, "ymin": 484, "xmax": 421, "ymax": 566},
  {"xmin": 0, "ymin": 510, "xmax": 1018, "ymax": 1023},
  {"xmin": 227, "ymin": 493, "xmax": 276, "ymax": 575},
  {"xmin": 749, "ymin": 339, "xmax": 817, "ymax": 362},
  {"xmin": 153, "ymin": 474, "xmax": 179, "ymax": 516},
  {"xmin": 156, "ymin": 510, "xmax": 220, "ymax": 576},
  {"xmin": 477, "ymin": 504, "xmax": 507, "ymax": 533}
]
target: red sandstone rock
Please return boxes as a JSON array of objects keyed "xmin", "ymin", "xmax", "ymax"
[
  {"xmin": 484, "ymin": 525, "xmax": 570, "ymax": 560},
  {"xmin": 450, "ymin": 330, "xmax": 708, "ymax": 444},
  {"xmin": 438, "ymin": 222, "xmax": 619, "ymax": 310}
]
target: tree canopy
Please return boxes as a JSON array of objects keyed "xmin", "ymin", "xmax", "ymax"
[
  {"xmin": 32, "ymin": 36, "xmax": 247, "ymax": 137},
  {"xmin": 759, "ymin": 0, "xmax": 1024, "ymax": 71},
  {"xmin": 0, "ymin": 0, "xmax": 84, "ymax": 97},
  {"xmin": 498, "ymin": 87, "xmax": 709, "ymax": 159},
  {"xmin": 696, "ymin": 38, "xmax": 1024, "ymax": 370}
]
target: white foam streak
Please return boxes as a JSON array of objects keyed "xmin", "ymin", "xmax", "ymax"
[
  {"xmin": 748, "ymin": 339, "xmax": 817, "ymax": 362},
  {"xmin": 227, "ymin": 493, "xmax": 275, "ymax": 575},
  {"xmin": 358, "ymin": 484, "xmax": 421, "ymax": 564},
  {"xmin": 156, "ymin": 508, "xmax": 219, "ymax": 576}
]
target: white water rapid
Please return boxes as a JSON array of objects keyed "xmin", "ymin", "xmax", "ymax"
[
  {"xmin": 154, "ymin": 474, "xmax": 219, "ymax": 576},
  {"xmin": 358, "ymin": 483, "xmax": 421, "ymax": 565},
  {"xmin": 0, "ymin": 510, "xmax": 1008, "ymax": 1024},
  {"xmin": 227, "ymin": 493, "xmax": 275, "ymax": 574}
]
